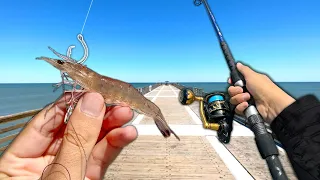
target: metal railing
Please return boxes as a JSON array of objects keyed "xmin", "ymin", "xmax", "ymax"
[
  {"xmin": 170, "ymin": 83, "xmax": 205, "ymax": 96},
  {"xmin": 0, "ymin": 83, "xmax": 162, "ymax": 154},
  {"xmin": 136, "ymin": 83, "xmax": 161, "ymax": 95}
]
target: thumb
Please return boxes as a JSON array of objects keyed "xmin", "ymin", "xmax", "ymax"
[
  {"xmin": 237, "ymin": 62, "xmax": 256, "ymax": 78},
  {"xmin": 42, "ymin": 92, "xmax": 106, "ymax": 180}
]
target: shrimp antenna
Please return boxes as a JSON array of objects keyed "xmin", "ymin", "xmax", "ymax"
[
  {"xmin": 67, "ymin": 45, "xmax": 76, "ymax": 58},
  {"xmin": 48, "ymin": 46, "xmax": 76, "ymax": 63}
]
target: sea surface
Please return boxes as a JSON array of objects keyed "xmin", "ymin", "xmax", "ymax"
[{"xmin": 0, "ymin": 82, "xmax": 319, "ymax": 148}]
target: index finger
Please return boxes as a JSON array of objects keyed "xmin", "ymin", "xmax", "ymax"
[
  {"xmin": 4, "ymin": 93, "xmax": 76, "ymax": 158},
  {"xmin": 228, "ymin": 86, "xmax": 244, "ymax": 97},
  {"xmin": 97, "ymin": 106, "xmax": 134, "ymax": 142}
]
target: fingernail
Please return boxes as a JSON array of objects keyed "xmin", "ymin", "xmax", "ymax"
[
  {"xmin": 242, "ymin": 93, "xmax": 250, "ymax": 100},
  {"xmin": 80, "ymin": 92, "xmax": 104, "ymax": 117},
  {"xmin": 237, "ymin": 62, "xmax": 243, "ymax": 67}
]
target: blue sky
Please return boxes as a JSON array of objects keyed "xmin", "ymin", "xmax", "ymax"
[{"xmin": 1, "ymin": 0, "xmax": 319, "ymax": 83}]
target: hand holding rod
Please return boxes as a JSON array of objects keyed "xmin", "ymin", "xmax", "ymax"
[{"xmin": 194, "ymin": 0, "xmax": 288, "ymax": 179}]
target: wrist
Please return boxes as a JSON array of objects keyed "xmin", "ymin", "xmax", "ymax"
[{"xmin": 267, "ymin": 89, "xmax": 295, "ymax": 123}]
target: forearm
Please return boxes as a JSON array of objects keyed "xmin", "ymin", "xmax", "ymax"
[{"xmin": 271, "ymin": 95, "xmax": 320, "ymax": 180}]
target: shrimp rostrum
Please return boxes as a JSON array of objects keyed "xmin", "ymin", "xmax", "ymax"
[{"xmin": 36, "ymin": 48, "xmax": 180, "ymax": 141}]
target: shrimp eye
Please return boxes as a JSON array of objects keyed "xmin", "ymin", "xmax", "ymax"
[{"xmin": 57, "ymin": 60, "xmax": 64, "ymax": 65}]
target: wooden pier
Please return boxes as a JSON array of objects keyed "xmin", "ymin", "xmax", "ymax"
[
  {"xmin": 104, "ymin": 85, "xmax": 298, "ymax": 180},
  {"xmin": 0, "ymin": 84, "xmax": 298, "ymax": 180}
]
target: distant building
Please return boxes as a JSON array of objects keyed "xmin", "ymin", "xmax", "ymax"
[{"xmin": 165, "ymin": 81, "xmax": 169, "ymax": 85}]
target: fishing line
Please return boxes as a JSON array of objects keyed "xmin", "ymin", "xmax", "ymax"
[
  {"xmin": 76, "ymin": 0, "xmax": 93, "ymax": 64},
  {"xmin": 80, "ymin": 0, "xmax": 94, "ymax": 34}
]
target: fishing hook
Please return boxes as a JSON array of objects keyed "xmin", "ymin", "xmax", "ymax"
[{"xmin": 66, "ymin": 34, "xmax": 89, "ymax": 64}]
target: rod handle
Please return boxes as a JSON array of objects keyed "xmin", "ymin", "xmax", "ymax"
[
  {"xmin": 246, "ymin": 108, "xmax": 289, "ymax": 180},
  {"xmin": 220, "ymin": 41, "xmax": 255, "ymax": 105}
]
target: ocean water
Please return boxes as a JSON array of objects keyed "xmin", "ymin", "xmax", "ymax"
[{"xmin": 0, "ymin": 82, "xmax": 319, "ymax": 148}]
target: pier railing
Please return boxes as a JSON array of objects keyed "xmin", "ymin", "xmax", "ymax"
[
  {"xmin": 0, "ymin": 109, "xmax": 41, "ymax": 153},
  {"xmin": 0, "ymin": 83, "xmax": 161, "ymax": 155},
  {"xmin": 136, "ymin": 83, "xmax": 161, "ymax": 95},
  {"xmin": 171, "ymin": 83, "xmax": 205, "ymax": 96}
]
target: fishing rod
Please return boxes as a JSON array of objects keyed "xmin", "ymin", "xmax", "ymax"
[{"xmin": 193, "ymin": 0, "xmax": 288, "ymax": 179}]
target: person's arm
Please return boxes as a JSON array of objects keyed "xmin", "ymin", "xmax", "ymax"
[{"xmin": 271, "ymin": 94, "xmax": 320, "ymax": 180}]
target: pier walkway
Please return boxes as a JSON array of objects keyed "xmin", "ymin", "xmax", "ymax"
[{"xmin": 104, "ymin": 85, "xmax": 298, "ymax": 180}]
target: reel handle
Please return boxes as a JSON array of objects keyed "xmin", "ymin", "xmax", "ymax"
[{"xmin": 178, "ymin": 88, "xmax": 200, "ymax": 105}]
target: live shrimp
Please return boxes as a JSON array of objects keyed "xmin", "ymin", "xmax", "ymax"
[{"xmin": 37, "ymin": 48, "xmax": 180, "ymax": 141}]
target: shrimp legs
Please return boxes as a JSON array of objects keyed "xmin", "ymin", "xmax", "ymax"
[{"xmin": 49, "ymin": 34, "xmax": 89, "ymax": 123}]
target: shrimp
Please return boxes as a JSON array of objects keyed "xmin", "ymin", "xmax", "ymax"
[{"xmin": 36, "ymin": 50, "xmax": 180, "ymax": 141}]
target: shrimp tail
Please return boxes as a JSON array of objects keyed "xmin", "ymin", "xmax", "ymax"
[{"xmin": 154, "ymin": 116, "xmax": 180, "ymax": 141}]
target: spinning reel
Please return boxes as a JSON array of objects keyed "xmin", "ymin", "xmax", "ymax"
[{"xmin": 178, "ymin": 88, "xmax": 234, "ymax": 143}]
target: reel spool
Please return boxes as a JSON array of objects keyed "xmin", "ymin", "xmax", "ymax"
[
  {"xmin": 204, "ymin": 92, "xmax": 229, "ymax": 123},
  {"xmin": 178, "ymin": 88, "xmax": 234, "ymax": 143}
]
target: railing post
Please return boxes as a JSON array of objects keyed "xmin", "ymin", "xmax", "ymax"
[{"xmin": 199, "ymin": 88, "xmax": 204, "ymax": 96}]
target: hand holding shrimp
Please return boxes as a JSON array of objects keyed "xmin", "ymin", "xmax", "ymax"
[
  {"xmin": 0, "ymin": 40, "xmax": 180, "ymax": 179},
  {"xmin": 0, "ymin": 92, "xmax": 137, "ymax": 180}
]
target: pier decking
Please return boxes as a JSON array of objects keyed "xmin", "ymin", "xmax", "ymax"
[{"xmin": 104, "ymin": 85, "xmax": 298, "ymax": 180}]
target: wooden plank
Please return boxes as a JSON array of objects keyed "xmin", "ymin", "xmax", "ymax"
[
  {"xmin": 139, "ymin": 97, "xmax": 196, "ymax": 125},
  {"xmin": 0, "ymin": 133, "xmax": 18, "ymax": 144},
  {"xmin": 104, "ymin": 136, "xmax": 234, "ymax": 180},
  {"xmin": 0, "ymin": 122, "xmax": 27, "ymax": 134},
  {"xmin": 0, "ymin": 109, "xmax": 41, "ymax": 124},
  {"xmin": 224, "ymin": 137, "xmax": 298, "ymax": 180}
]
